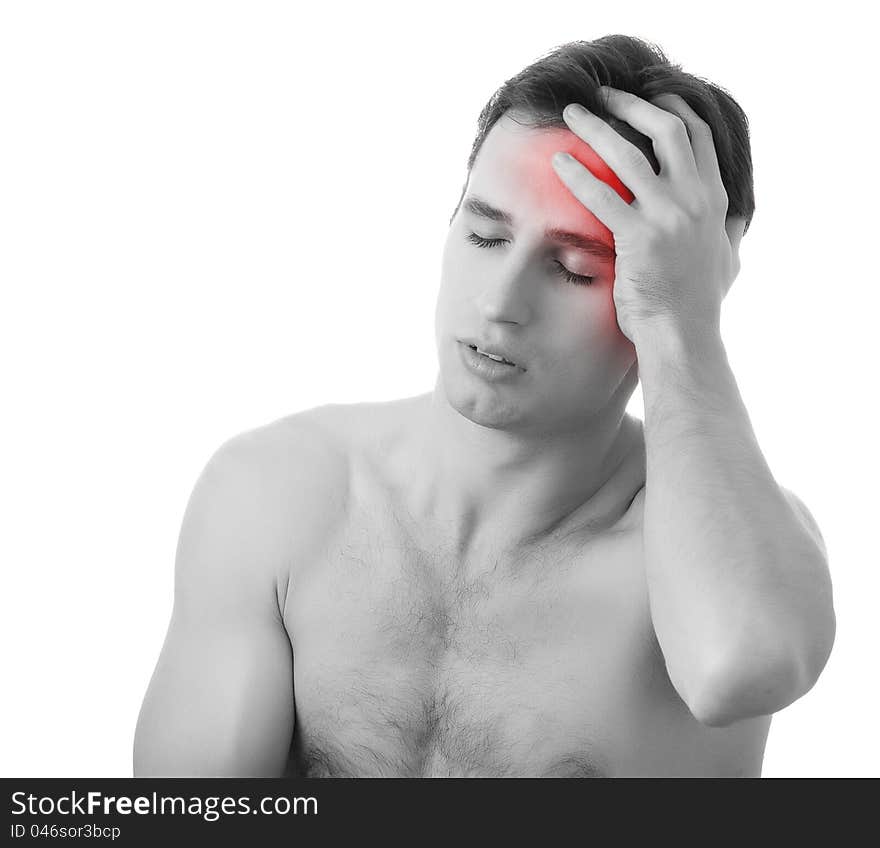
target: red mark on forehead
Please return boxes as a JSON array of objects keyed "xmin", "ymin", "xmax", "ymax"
[
  {"xmin": 561, "ymin": 136, "xmax": 634, "ymax": 204},
  {"xmin": 505, "ymin": 129, "xmax": 634, "ymax": 241}
]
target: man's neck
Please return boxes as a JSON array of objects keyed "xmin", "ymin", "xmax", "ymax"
[{"xmin": 408, "ymin": 378, "xmax": 645, "ymax": 557}]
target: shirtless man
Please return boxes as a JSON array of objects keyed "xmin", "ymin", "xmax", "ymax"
[{"xmin": 133, "ymin": 37, "xmax": 835, "ymax": 777}]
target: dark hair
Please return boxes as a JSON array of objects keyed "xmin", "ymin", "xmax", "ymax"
[{"xmin": 451, "ymin": 34, "xmax": 754, "ymax": 234}]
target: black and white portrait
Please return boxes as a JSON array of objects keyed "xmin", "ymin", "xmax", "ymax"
[{"xmin": 2, "ymin": 1, "xmax": 876, "ymax": 781}]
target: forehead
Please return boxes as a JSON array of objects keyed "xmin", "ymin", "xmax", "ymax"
[{"xmin": 470, "ymin": 110, "xmax": 632, "ymax": 237}]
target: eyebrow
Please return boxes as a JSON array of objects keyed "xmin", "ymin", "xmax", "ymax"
[{"xmin": 463, "ymin": 195, "xmax": 615, "ymax": 261}]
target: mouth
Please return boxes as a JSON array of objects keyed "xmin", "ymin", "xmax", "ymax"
[
  {"xmin": 466, "ymin": 344, "xmax": 518, "ymax": 367},
  {"xmin": 459, "ymin": 338, "xmax": 524, "ymax": 369}
]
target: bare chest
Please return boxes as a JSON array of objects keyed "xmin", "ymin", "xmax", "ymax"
[{"xmin": 282, "ymin": 504, "xmax": 729, "ymax": 777}]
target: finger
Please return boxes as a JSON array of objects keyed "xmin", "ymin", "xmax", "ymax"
[
  {"xmin": 650, "ymin": 92, "xmax": 726, "ymax": 194},
  {"xmin": 598, "ymin": 86, "xmax": 700, "ymax": 184},
  {"xmin": 551, "ymin": 151, "xmax": 635, "ymax": 234},
  {"xmin": 561, "ymin": 103, "xmax": 664, "ymax": 207}
]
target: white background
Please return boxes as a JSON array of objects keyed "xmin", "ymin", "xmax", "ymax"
[{"xmin": 2, "ymin": 0, "xmax": 876, "ymax": 777}]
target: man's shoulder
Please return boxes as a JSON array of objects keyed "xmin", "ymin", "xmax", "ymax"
[
  {"xmin": 218, "ymin": 403, "xmax": 351, "ymax": 494},
  {"xmin": 199, "ymin": 404, "xmax": 355, "ymax": 552},
  {"xmin": 210, "ymin": 395, "xmax": 420, "ymax": 516},
  {"xmin": 171, "ymin": 407, "xmax": 351, "ymax": 604},
  {"xmin": 199, "ymin": 394, "xmax": 426, "ymax": 557}
]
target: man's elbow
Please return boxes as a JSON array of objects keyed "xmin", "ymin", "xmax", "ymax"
[{"xmin": 688, "ymin": 621, "xmax": 836, "ymax": 728}]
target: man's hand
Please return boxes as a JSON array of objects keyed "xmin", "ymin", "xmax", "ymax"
[
  {"xmin": 550, "ymin": 87, "xmax": 835, "ymax": 726},
  {"xmin": 551, "ymin": 86, "xmax": 746, "ymax": 344}
]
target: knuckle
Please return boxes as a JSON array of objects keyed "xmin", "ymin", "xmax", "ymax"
[
  {"xmin": 622, "ymin": 144, "xmax": 652, "ymax": 174},
  {"xmin": 592, "ymin": 185, "xmax": 616, "ymax": 209},
  {"xmin": 661, "ymin": 114, "xmax": 689, "ymax": 142},
  {"xmin": 691, "ymin": 113, "xmax": 713, "ymax": 137}
]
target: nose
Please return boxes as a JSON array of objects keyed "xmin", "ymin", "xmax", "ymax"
[{"xmin": 476, "ymin": 259, "xmax": 533, "ymax": 325}]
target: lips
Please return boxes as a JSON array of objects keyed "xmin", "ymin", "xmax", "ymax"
[{"xmin": 459, "ymin": 338, "xmax": 523, "ymax": 369}]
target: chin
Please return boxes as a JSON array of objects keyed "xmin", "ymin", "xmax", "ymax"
[{"xmin": 440, "ymin": 370, "xmax": 527, "ymax": 431}]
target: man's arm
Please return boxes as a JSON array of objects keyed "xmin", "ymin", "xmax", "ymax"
[
  {"xmin": 133, "ymin": 421, "xmax": 327, "ymax": 776},
  {"xmin": 634, "ymin": 323, "xmax": 836, "ymax": 728},
  {"xmin": 547, "ymin": 87, "xmax": 834, "ymax": 726}
]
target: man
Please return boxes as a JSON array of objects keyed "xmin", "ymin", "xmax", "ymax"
[{"xmin": 134, "ymin": 35, "xmax": 835, "ymax": 777}]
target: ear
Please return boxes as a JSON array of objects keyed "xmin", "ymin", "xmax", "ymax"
[{"xmin": 723, "ymin": 215, "xmax": 747, "ymax": 296}]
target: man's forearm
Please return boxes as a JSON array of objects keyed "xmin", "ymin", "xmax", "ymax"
[{"xmin": 633, "ymin": 321, "xmax": 833, "ymax": 726}]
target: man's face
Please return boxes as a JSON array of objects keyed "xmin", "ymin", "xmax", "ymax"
[{"xmin": 435, "ymin": 110, "xmax": 638, "ymax": 434}]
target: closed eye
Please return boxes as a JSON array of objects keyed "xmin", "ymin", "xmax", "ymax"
[{"xmin": 465, "ymin": 232, "xmax": 594, "ymax": 286}]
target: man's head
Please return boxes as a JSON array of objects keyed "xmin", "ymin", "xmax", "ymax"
[{"xmin": 434, "ymin": 35, "xmax": 753, "ymax": 435}]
